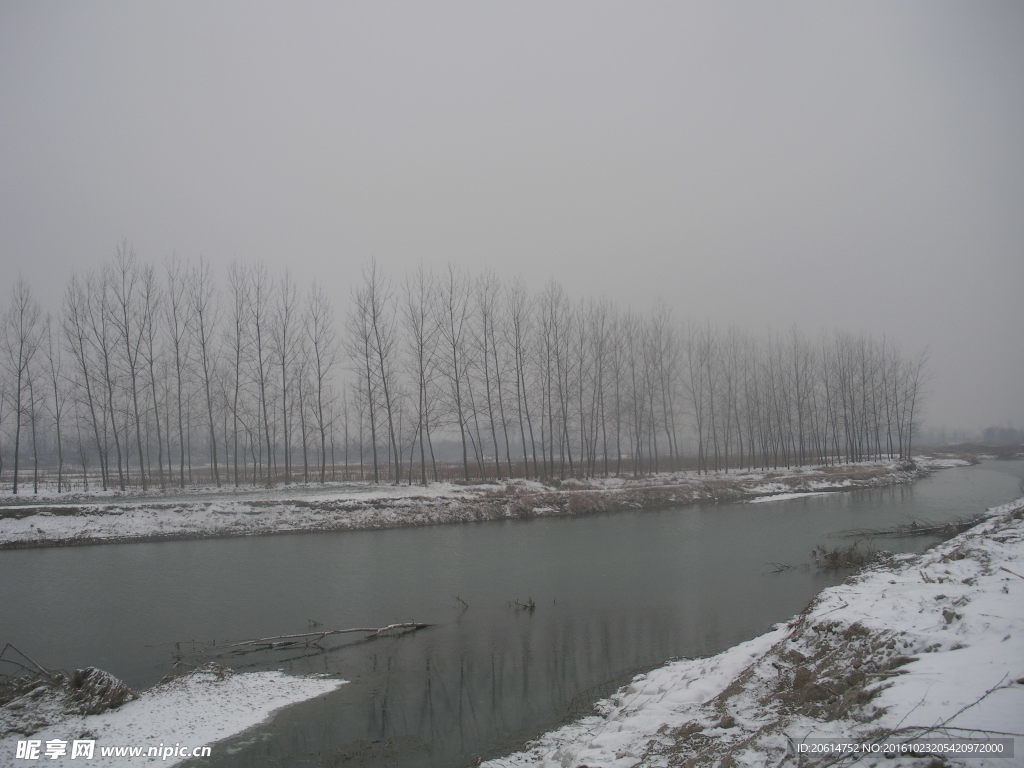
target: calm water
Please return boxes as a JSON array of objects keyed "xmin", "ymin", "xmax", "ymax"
[{"xmin": 2, "ymin": 460, "xmax": 1021, "ymax": 767}]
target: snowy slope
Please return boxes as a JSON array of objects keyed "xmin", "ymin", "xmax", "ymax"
[{"xmin": 0, "ymin": 666, "xmax": 343, "ymax": 767}]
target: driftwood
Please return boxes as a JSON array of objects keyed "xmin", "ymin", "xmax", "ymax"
[
  {"xmin": 226, "ymin": 622, "xmax": 431, "ymax": 650},
  {"xmin": 0, "ymin": 642, "xmax": 56, "ymax": 680}
]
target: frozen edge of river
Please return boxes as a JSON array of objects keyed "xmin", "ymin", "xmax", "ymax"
[
  {"xmin": 0, "ymin": 665, "xmax": 344, "ymax": 767},
  {"xmin": 483, "ymin": 495, "xmax": 1024, "ymax": 768},
  {"xmin": 0, "ymin": 458, "xmax": 962, "ymax": 550}
]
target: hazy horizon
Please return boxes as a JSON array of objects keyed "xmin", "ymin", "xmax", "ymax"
[{"xmin": 2, "ymin": 1, "xmax": 1022, "ymax": 433}]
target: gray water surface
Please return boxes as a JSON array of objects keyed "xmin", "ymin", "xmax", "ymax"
[{"xmin": 1, "ymin": 460, "xmax": 1021, "ymax": 767}]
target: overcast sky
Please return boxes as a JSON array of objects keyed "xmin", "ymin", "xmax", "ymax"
[{"xmin": 1, "ymin": 1, "xmax": 1022, "ymax": 432}]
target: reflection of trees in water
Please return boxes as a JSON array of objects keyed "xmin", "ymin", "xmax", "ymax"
[
  {"xmin": 358, "ymin": 613, "xmax": 686, "ymax": 761},
  {"xmin": 157, "ymin": 596, "xmax": 857, "ymax": 766}
]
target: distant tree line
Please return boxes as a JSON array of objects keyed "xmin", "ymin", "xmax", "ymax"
[
  {"xmin": 980, "ymin": 426, "xmax": 1024, "ymax": 446},
  {"xmin": 0, "ymin": 247, "xmax": 926, "ymax": 493}
]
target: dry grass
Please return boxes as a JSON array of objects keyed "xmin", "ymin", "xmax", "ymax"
[{"xmin": 812, "ymin": 542, "xmax": 878, "ymax": 570}]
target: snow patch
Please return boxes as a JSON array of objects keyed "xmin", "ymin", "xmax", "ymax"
[
  {"xmin": 748, "ymin": 491, "xmax": 831, "ymax": 504},
  {"xmin": 0, "ymin": 666, "xmax": 344, "ymax": 766}
]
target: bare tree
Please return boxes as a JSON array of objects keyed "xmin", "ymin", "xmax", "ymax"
[
  {"xmin": 190, "ymin": 259, "xmax": 220, "ymax": 487},
  {"xmin": 136, "ymin": 263, "xmax": 165, "ymax": 488},
  {"xmin": 63, "ymin": 276, "xmax": 108, "ymax": 488},
  {"xmin": 2, "ymin": 278, "xmax": 43, "ymax": 494},
  {"xmin": 361, "ymin": 261, "xmax": 400, "ymax": 484},
  {"xmin": 306, "ymin": 283, "xmax": 338, "ymax": 484},
  {"xmin": 26, "ymin": 342, "xmax": 43, "ymax": 493},
  {"xmin": 272, "ymin": 271, "xmax": 298, "ymax": 483},
  {"xmin": 249, "ymin": 263, "xmax": 275, "ymax": 483},
  {"xmin": 90, "ymin": 270, "xmax": 126, "ymax": 489},
  {"xmin": 506, "ymin": 279, "xmax": 538, "ymax": 478},
  {"xmin": 226, "ymin": 262, "xmax": 250, "ymax": 486},
  {"xmin": 164, "ymin": 258, "xmax": 192, "ymax": 487},
  {"xmin": 474, "ymin": 272, "xmax": 505, "ymax": 478},
  {"xmin": 44, "ymin": 316, "xmax": 67, "ymax": 492},
  {"xmin": 349, "ymin": 287, "xmax": 380, "ymax": 483},
  {"xmin": 110, "ymin": 243, "xmax": 150, "ymax": 489},
  {"xmin": 403, "ymin": 265, "xmax": 439, "ymax": 485},
  {"xmin": 436, "ymin": 265, "xmax": 472, "ymax": 481}
]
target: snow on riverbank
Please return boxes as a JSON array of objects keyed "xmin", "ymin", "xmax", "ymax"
[
  {"xmin": 0, "ymin": 460, "xmax": 936, "ymax": 549},
  {"xmin": 0, "ymin": 666, "xmax": 344, "ymax": 766},
  {"xmin": 747, "ymin": 491, "xmax": 831, "ymax": 503},
  {"xmin": 485, "ymin": 496, "xmax": 1024, "ymax": 768},
  {"xmin": 0, "ymin": 483, "xmax": 481, "ymax": 548},
  {"xmin": 918, "ymin": 457, "xmax": 974, "ymax": 469}
]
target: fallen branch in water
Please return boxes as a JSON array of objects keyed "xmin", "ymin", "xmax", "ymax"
[
  {"xmin": 226, "ymin": 622, "xmax": 431, "ymax": 650},
  {"xmin": 0, "ymin": 642, "xmax": 57, "ymax": 681}
]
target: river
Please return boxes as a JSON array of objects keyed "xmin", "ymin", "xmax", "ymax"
[{"xmin": 1, "ymin": 459, "xmax": 1021, "ymax": 766}]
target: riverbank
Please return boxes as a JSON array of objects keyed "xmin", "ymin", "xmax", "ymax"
[
  {"xmin": 484, "ymin": 495, "xmax": 1024, "ymax": 768},
  {"xmin": 0, "ymin": 457, "xmax": 960, "ymax": 550},
  {"xmin": 0, "ymin": 665, "xmax": 344, "ymax": 766}
]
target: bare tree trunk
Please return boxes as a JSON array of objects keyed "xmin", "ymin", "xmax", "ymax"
[
  {"xmin": 111, "ymin": 243, "xmax": 149, "ymax": 490},
  {"xmin": 274, "ymin": 272, "xmax": 298, "ymax": 484},
  {"xmin": 403, "ymin": 266, "xmax": 437, "ymax": 486},
  {"xmin": 306, "ymin": 284, "xmax": 337, "ymax": 485},
  {"xmin": 250, "ymin": 264, "xmax": 275, "ymax": 484},
  {"xmin": 45, "ymin": 317, "xmax": 66, "ymax": 492},
  {"xmin": 63, "ymin": 277, "xmax": 108, "ymax": 489},
  {"xmin": 26, "ymin": 366, "xmax": 40, "ymax": 494},
  {"xmin": 362, "ymin": 261, "xmax": 401, "ymax": 484},
  {"xmin": 139, "ymin": 264, "xmax": 165, "ymax": 489},
  {"xmin": 190, "ymin": 259, "xmax": 220, "ymax": 487},
  {"xmin": 165, "ymin": 258, "xmax": 192, "ymax": 489},
  {"xmin": 3, "ymin": 280, "xmax": 43, "ymax": 493},
  {"xmin": 93, "ymin": 275, "xmax": 125, "ymax": 490},
  {"xmin": 437, "ymin": 265, "xmax": 471, "ymax": 481},
  {"xmin": 226, "ymin": 263, "xmax": 250, "ymax": 487},
  {"xmin": 350, "ymin": 291, "xmax": 379, "ymax": 483}
]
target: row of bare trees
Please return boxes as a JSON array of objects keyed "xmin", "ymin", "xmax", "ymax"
[
  {"xmin": 0, "ymin": 251, "xmax": 926, "ymax": 493},
  {"xmin": 685, "ymin": 325, "xmax": 926, "ymax": 474},
  {"xmin": 1, "ymin": 245, "xmax": 341, "ymax": 493}
]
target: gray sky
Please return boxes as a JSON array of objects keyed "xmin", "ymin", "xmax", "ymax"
[{"xmin": 2, "ymin": 1, "xmax": 1022, "ymax": 432}]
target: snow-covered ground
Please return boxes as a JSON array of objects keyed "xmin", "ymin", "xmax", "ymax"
[
  {"xmin": 0, "ymin": 665, "xmax": 343, "ymax": 766},
  {"xmin": 0, "ymin": 459, "xmax": 940, "ymax": 549},
  {"xmin": 484, "ymin": 496, "xmax": 1024, "ymax": 768},
  {"xmin": 747, "ymin": 491, "xmax": 831, "ymax": 503},
  {"xmin": 918, "ymin": 457, "xmax": 974, "ymax": 469},
  {"xmin": 0, "ymin": 482, "xmax": 482, "ymax": 548}
]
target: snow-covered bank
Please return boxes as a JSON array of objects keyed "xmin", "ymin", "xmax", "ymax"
[
  {"xmin": 0, "ymin": 665, "xmax": 344, "ymax": 766},
  {"xmin": 0, "ymin": 459, "xmax": 942, "ymax": 549},
  {"xmin": 747, "ymin": 491, "xmax": 831, "ymax": 503},
  {"xmin": 485, "ymin": 496, "xmax": 1024, "ymax": 768}
]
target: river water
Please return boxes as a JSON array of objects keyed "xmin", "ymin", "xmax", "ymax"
[{"xmin": 2, "ymin": 459, "xmax": 1021, "ymax": 767}]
